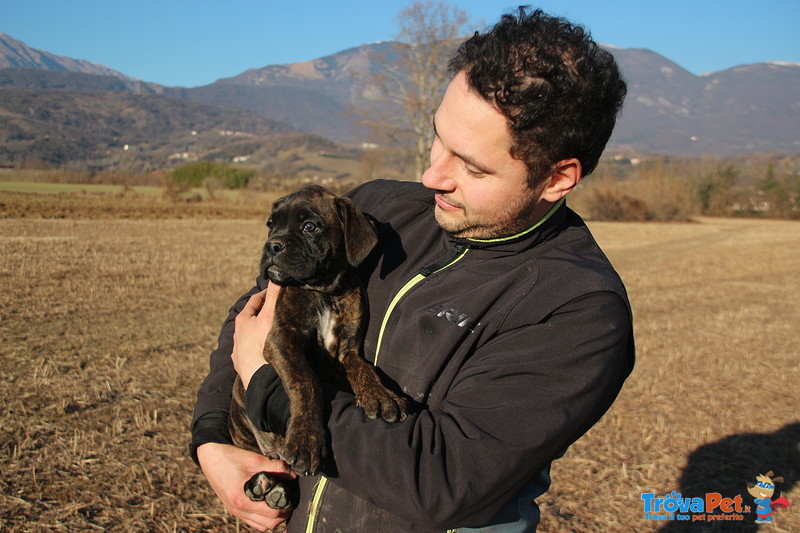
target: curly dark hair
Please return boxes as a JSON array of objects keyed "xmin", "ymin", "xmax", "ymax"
[{"xmin": 448, "ymin": 7, "xmax": 626, "ymax": 182}]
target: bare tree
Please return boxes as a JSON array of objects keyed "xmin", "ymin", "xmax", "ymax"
[{"xmin": 358, "ymin": 1, "xmax": 470, "ymax": 180}]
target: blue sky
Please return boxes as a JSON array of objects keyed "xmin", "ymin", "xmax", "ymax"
[{"xmin": 3, "ymin": 0, "xmax": 799, "ymax": 88}]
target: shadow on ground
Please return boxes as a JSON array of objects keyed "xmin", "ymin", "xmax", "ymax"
[{"xmin": 658, "ymin": 422, "xmax": 799, "ymax": 532}]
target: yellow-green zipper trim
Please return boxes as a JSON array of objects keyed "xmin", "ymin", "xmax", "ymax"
[
  {"xmin": 304, "ymin": 476, "xmax": 329, "ymax": 533},
  {"xmin": 304, "ymin": 244, "xmax": 470, "ymax": 532},
  {"xmin": 372, "ymin": 199, "xmax": 561, "ymax": 368},
  {"xmin": 465, "ymin": 197, "xmax": 564, "ymax": 244},
  {"xmin": 374, "ymin": 244, "xmax": 470, "ymax": 367}
]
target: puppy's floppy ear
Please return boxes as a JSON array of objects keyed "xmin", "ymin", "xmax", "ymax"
[{"xmin": 335, "ymin": 196, "xmax": 378, "ymax": 266}]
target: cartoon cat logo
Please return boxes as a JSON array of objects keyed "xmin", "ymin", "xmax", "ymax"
[{"xmin": 746, "ymin": 471, "xmax": 791, "ymax": 524}]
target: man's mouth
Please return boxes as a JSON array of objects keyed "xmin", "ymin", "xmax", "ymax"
[{"xmin": 434, "ymin": 193, "xmax": 463, "ymax": 211}]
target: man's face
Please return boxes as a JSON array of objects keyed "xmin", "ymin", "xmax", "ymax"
[{"xmin": 422, "ymin": 71, "xmax": 549, "ymax": 240}]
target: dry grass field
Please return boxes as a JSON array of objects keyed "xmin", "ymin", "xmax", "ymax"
[{"xmin": 1, "ymin": 190, "xmax": 798, "ymax": 532}]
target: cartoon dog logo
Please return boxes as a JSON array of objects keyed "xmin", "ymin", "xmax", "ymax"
[{"xmin": 746, "ymin": 471, "xmax": 791, "ymax": 524}]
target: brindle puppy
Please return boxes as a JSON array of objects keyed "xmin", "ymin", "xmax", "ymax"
[{"xmin": 229, "ymin": 185, "xmax": 408, "ymax": 513}]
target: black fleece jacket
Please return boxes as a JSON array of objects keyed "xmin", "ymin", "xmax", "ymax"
[{"xmin": 191, "ymin": 179, "xmax": 635, "ymax": 532}]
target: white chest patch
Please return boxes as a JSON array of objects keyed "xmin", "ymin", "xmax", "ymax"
[{"xmin": 318, "ymin": 307, "xmax": 337, "ymax": 353}]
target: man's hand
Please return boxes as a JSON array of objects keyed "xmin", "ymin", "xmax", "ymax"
[
  {"xmin": 232, "ymin": 282, "xmax": 281, "ymax": 389},
  {"xmin": 197, "ymin": 442, "xmax": 295, "ymax": 531}
]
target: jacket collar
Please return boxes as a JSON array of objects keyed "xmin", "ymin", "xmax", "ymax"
[{"xmin": 450, "ymin": 198, "xmax": 568, "ymax": 252}]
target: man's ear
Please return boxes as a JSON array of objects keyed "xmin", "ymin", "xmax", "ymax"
[{"xmin": 540, "ymin": 158, "xmax": 582, "ymax": 203}]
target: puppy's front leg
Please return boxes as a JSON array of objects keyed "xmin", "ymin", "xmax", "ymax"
[
  {"xmin": 333, "ymin": 291, "xmax": 409, "ymax": 423},
  {"xmin": 338, "ymin": 347, "xmax": 409, "ymax": 423},
  {"xmin": 265, "ymin": 334, "xmax": 326, "ymax": 476}
]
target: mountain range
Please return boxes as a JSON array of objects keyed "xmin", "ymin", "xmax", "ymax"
[{"xmin": 1, "ymin": 31, "xmax": 798, "ymax": 170}]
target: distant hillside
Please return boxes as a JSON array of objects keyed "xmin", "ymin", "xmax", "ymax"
[
  {"xmin": 1, "ymin": 32, "xmax": 798, "ymax": 158},
  {"xmin": 165, "ymin": 83, "xmax": 351, "ymax": 142},
  {"xmin": 217, "ymin": 42, "xmax": 396, "ymax": 99},
  {"xmin": 609, "ymin": 48, "xmax": 800, "ymax": 155},
  {"xmin": 179, "ymin": 43, "xmax": 800, "ymax": 155},
  {"xmin": 169, "ymin": 42, "xmax": 401, "ymax": 142},
  {"xmin": 0, "ymin": 32, "xmax": 130, "ymax": 79},
  {"xmin": 0, "ymin": 88, "xmax": 293, "ymax": 169},
  {"xmin": 0, "ymin": 67, "xmax": 164, "ymax": 94}
]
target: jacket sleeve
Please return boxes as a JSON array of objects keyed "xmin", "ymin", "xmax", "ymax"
[
  {"xmin": 189, "ymin": 276, "xmax": 268, "ymax": 463},
  {"xmin": 320, "ymin": 290, "xmax": 634, "ymax": 528}
]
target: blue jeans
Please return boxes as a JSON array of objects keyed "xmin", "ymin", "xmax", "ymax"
[{"xmin": 456, "ymin": 466, "xmax": 552, "ymax": 533}]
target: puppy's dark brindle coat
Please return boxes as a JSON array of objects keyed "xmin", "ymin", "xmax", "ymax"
[{"xmin": 229, "ymin": 185, "xmax": 408, "ymax": 512}]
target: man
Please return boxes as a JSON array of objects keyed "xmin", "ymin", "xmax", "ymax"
[{"xmin": 191, "ymin": 7, "xmax": 634, "ymax": 532}]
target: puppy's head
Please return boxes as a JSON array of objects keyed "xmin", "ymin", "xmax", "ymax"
[{"xmin": 260, "ymin": 185, "xmax": 377, "ymax": 291}]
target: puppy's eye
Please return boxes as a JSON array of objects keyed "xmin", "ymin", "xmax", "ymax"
[
  {"xmin": 302, "ymin": 221, "xmax": 318, "ymax": 233},
  {"xmin": 266, "ymin": 217, "xmax": 273, "ymax": 228}
]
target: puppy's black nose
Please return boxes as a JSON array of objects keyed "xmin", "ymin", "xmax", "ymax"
[{"xmin": 267, "ymin": 240, "xmax": 285, "ymax": 255}]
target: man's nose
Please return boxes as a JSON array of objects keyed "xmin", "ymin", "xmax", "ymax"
[{"xmin": 422, "ymin": 152, "xmax": 455, "ymax": 191}]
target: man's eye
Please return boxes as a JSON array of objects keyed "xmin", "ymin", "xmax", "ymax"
[
  {"xmin": 464, "ymin": 164, "xmax": 485, "ymax": 178},
  {"xmin": 302, "ymin": 221, "xmax": 318, "ymax": 233}
]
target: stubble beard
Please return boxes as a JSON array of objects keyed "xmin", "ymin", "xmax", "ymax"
[{"xmin": 434, "ymin": 192, "xmax": 540, "ymax": 240}]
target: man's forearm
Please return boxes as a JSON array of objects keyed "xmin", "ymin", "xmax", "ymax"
[
  {"xmin": 190, "ymin": 411, "xmax": 233, "ymax": 464},
  {"xmin": 191, "ymin": 278, "xmax": 268, "ymax": 460}
]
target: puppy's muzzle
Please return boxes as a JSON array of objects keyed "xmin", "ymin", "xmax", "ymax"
[
  {"xmin": 266, "ymin": 238, "xmax": 286, "ymax": 257},
  {"xmin": 262, "ymin": 237, "xmax": 291, "ymax": 283}
]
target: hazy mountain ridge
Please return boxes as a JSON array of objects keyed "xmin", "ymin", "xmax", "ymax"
[
  {"xmin": 192, "ymin": 42, "xmax": 402, "ymax": 140},
  {"xmin": 0, "ymin": 31, "xmax": 798, "ymax": 160},
  {"xmin": 0, "ymin": 67, "xmax": 164, "ymax": 94},
  {"xmin": 181, "ymin": 41, "xmax": 800, "ymax": 154},
  {"xmin": 0, "ymin": 32, "xmax": 131, "ymax": 80},
  {"xmin": 610, "ymin": 49, "xmax": 800, "ymax": 154}
]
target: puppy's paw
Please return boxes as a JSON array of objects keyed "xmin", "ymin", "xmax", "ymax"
[
  {"xmin": 357, "ymin": 387, "xmax": 409, "ymax": 423},
  {"xmin": 282, "ymin": 420, "xmax": 326, "ymax": 476},
  {"xmin": 243, "ymin": 472, "xmax": 298, "ymax": 511}
]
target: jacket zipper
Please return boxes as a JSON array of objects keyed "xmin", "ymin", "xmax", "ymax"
[
  {"xmin": 375, "ymin": 243, "xmax": 469, "ymax": 366},
  {"xmin": 304, "ymin": 243, "xmax": 470, "ymax": 533},
  {"xmin": 304, "ymin": 477, "xmax": 329, "ymax": 533}
]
